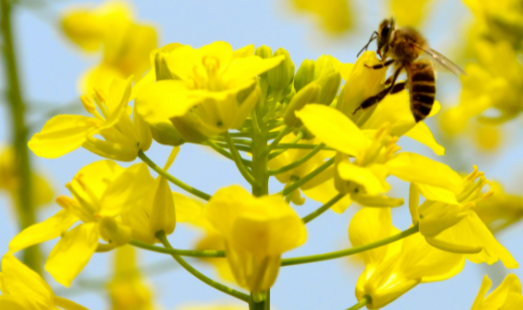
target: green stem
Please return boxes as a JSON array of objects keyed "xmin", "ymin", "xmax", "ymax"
[
  {"xmin": 250, "ymin": 293, "xmax": 268, "ymax": 310},
  {"xmin": 346, "ymin": 296, "xmax": 371, "ymax": 310},
  {"xmin": 267, "ymin": 131, "xmax": 304, "ymax": 160},
  {"xmin": 138, "ymin": 150, "xmax": 211, "ymax": 201},
  {"xmin": 156, "ymin": 231, "xmax": 250, "ymax": 302},
  {"xmin": 205, "ymin": 140, "xmax": 252, "ymax": 166},
  {"xmin": 211, "ymin": 136, "xmax": 252, "ymax": 146},
  {"xmin": 224, "ymin": 131, "xmax": 258, "ymax": 186},
  {"xmin": 280, "ymin": 157, "xmax": 335, "ymax": 196},
  {"xmin": 213, "ymin": 141, "xmax": 251, "ymax": 153},
  {"xmin": 1, "ymin": 0, "xmax": 40, "ymax": 273},
  {"xmin": 268, "ymin": 143, "xmax": 325, "ymax": 176},
  {"xmin": 301, "ymin": 193, "xmax": 345, "ymax": 224},
  {"xmin": 281, "ymin": 224, "xmax": 419, "ymax": 266},
  {"xmin": 275, "ymin": 143, "xmax": 334, "ymax": 150},
  {"xmin": 130, "ymin": 239, "xmax": 225, "ymax": 258},
  {"xmin": 263, "ymin": 125, "xmax": 291, "ymax": 156}
]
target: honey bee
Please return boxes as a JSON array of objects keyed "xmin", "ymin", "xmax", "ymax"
[{"xmin": 354, "ymin": 18, "xmax": 466, "ymax": 122}]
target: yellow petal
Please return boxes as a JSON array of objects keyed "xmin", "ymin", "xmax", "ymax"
[
  {"xmin": 54, "ymin": 296, "xmax": 89, "ymax": 310},
  {"xmin": 45, "ymin": 223, "xmax": 99, "ymax": 287},
  {"xmin": 338, "ymin": 160, "xmax": 390, "ymax": 195},
  {"xmin": 149, "ymin": 177, "xmax": 176, "ymax": 235},
  {"xmin": 348, "ymin": 208, "xmax": 393, "ymax": 267},
  {"xmin": 135, "ymin": 80, "xmax": 194, "ymax": 123},
  {"xmin": 231, "ymin": 213, "xmax": 306, "ymax": 256},
  {"xmin": 471, "ymin": 275, "xmax": 493, "ymax": 310},
  {"xmin": 99, "ymin": 163, "xmax": 154, "ymax": 217},
  {"xmin": 1, "ymin": 253, "xmax": 53, "ymax": 306},
  {"xmin": 465, "ymin": 212, "xmax": 518, "ymax": 268},
  {"xmin": 405, "ymin": 122, "xmax": 445, "ymax": 156},
  {"xmin": 416, "ymin": 183, "xmax": 458, "ymax": 204},
  {"xmin": 425, "ymin": 237, "xmax": 483, "ymax": 254},
  {"xmin": 398, "ymin": 233, "xmax": 465, "ymax": 282},
  {"xmin": 28, "ymin": 115, "xmax": 98, "ymax": 158},
  {"xmin": 9, "ymin": 209, "xmax": 78, "ymax": 253},
  {"xmin": 295, "ymin": 104, "xmax": 369, "ymax": 157},
  {"xmin": 386, "ymin": 152, "xmax": 464, "ymax": 193},
  {"xmin": 223, "ymin": 55, "xmax": 284, "ymax": 88}
]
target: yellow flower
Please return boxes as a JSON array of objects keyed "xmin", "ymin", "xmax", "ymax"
[
  {"xmin": 0, "ymin": 147, "xmax": 53, "ymax": 209},
  {"xmin": 390, "ymin": 0, "xmax": 434, "ymax": 27},
  {"xmin": 0, "ymin": 253, "xmax": 88, "ymax": 309},
  {"xmin": 474, "ymin": 181, "xmax": 523, "ymax": 233},
  {"xmin": 290, "ymin": 0, "xmax": 354, "ymax": 34},
  {"xmin": 109, "ymin": 246, "xmax": 155, "ymax": 310},
  {"xmin": 350, "ymin": 208, "xmax": 464, "ymax": 309},
  {"xmin": 410, "ymin": 167, "xmax": 518, "ymax": 268},
  {"xmin": 464, "ymin": 0, "xmax": 523, "ymax": 46},
  {"xmin": 471, "ymin": 274, "xmax": 523, "ymax": 310},
  {"xmin": 296, "ymin": 104, "xmax": 463, "ymax": 205},
  {"xmin": 204, "ymin": 185, "xmax": 307, "ymax": 293},
  {"xmin": 135, "ymin": 41, "xmax": 283, "ymax": 141},
  {"xmin": 61, "ymin": 1, "xmax": 157, "ymax": 94},
  {"xmin": 29, "ymin": 78, "xmax": 152, "ymax": 161},
  {"xmin": 443, "ymin": 40, "xmax": 523, "ymax": 130},
  {"xmin": 9, "ymin": 160, "xmax": 152, "ymax": 287}
]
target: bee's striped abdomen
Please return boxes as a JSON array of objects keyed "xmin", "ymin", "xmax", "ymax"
[{"xmin": 407, "ymin": 61, "xmax": 436, "ymax": 122}]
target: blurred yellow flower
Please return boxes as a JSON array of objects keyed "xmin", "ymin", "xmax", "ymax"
[
  {"xmin": 9, "ymin": 160, "xmax": 153, "ymax": 287},
  {"xmin": 109, "ymin": 246, "xmax": 155, "ymax": 310},
  {"xmin": 290, "ymin": 0, "xmax": 353, "ymax": 34},
  {"xmin": 474, "ymin": 181, "xmax": 523, "ymax": 233},
  {"xmin": 205, "ymin": 185, "xmax": 307, "ymax": 293},
  {"xmin": 61, "ymin": 0, "xmax": 157, "ymax": 94},
  {"xmin": 471, "ymin": 274, "xmax": 523, "ymax": 310},
  {"xmin": 390, "ymin": 0, "xmax": 434, "ymax": 27},
  {"xmin": 29, "ymin": 78, "xmax": 152, "ymax": 161},
  {"xmin": 0, "ymin": 253, "xmax": 88, "ymax": 309},
  {"xmin": 0, "ymin": 147, "xmax": 53, "ymax": 210},
  {"xmin": 350, "ymin": 208, "xmax": 464, "ymax": 309}
]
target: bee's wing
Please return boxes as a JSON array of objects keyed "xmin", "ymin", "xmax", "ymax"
[{"xmin": 414, "ymin": 43, "xmax": 467, "ymax": 76}]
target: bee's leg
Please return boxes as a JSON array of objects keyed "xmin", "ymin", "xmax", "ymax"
[
  {"xmin": 364, "ymin": 59, "xmax": 394, "ymax": 70},
  {"xmin": 391, "ymin": 82, "xmax": 406, "ymax": 94},
  {"xmin": 353, "ymin": 66, "xmax": 403, "ymax": 114}
]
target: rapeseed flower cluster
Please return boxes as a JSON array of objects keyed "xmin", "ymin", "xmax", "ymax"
[{"xmin": 2, "ymin": 2, "xmax": 522, "ymax": 309}]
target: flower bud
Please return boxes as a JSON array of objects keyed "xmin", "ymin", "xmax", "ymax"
[
  {"xmin": 294, "ymin": 59, "xmax": 315, "ymax": 92},
  {"xmin": 255, "ymin": 45, "xmax": 273, "ymax": 60},
  {"xmin": 154, "ymin": 53, "xmax": 173, "ymax": 81},
  {"xmin": 267, "ymin": 48, "xmax": 295, "ymax": 92},
  {"xmin": 149, "ymin": 120, "xmax": 185, "ymax": 146},
  {"xmin": 149, "ymin": 177, "xmax": 176, "ymax": 236},
  {"xmin": 316, "ymin": 70, "xmax": 341, "ymax": 105},
  {"xmin": 314, "ymin": 55, "xmax": 335, "ymax": 80},
  {"xmin": 170, "ymin": 115, "xmax": 209, "ymax": 143},
  {"xmin": 284, "ymin": 83, "xmax": 321, "ymax": 127}
]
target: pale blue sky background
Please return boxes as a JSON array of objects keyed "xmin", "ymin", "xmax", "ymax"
[{"xmin": 1, "ymin": 0, "xmax": 523, "ymax": 309}]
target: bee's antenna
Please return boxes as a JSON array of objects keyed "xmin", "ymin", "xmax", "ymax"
[{"xmin": 357, "ymin": 31, "xmax": 378, "ymax": 57}]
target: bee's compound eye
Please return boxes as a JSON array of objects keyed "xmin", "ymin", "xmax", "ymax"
[{"xmin": 381, "ymin": 25, "xmax": 391, "ymax": 38}]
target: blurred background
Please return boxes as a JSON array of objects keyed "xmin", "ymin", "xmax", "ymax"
[{"xmin": 1, "ymin": 0, "xmax": 523, "ymax": 309}]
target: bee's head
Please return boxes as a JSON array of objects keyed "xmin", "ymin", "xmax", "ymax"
[{"xmin": 377, "ymin": 18, "xmax": 395, "ymax": 58}]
